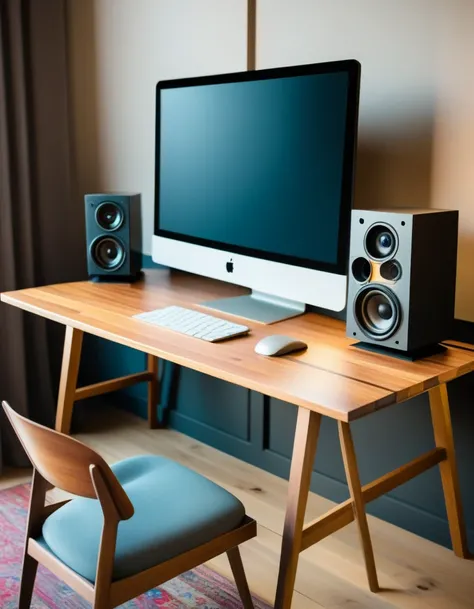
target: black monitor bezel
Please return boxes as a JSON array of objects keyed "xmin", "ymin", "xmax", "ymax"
[{"xmin": 154, "ymin": 59, "xmax": 360, "ymax": 276}]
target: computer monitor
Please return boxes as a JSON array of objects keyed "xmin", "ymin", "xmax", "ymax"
[{"xmin": 152, "ymin": 60, "xmax": 361, "ymax": 323}]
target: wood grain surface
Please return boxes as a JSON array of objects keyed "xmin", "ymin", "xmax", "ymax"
[{"xmin": 2, "ymin": 269, "xmax": 474, "ymax": 422}]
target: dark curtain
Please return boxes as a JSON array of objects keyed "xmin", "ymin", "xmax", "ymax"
[{"xmin": 0, "ymin": 0, "xmax": 86, "ymax": 470}]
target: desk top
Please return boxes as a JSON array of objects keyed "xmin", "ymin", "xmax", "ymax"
[{"xmin": 2, "ymin": 270, "xmax": 474, "ymax": 422}]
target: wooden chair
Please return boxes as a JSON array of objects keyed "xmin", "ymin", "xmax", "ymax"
[{"xmin": 2, "ymin": 401, "xmax": 256, "ymax": 609}]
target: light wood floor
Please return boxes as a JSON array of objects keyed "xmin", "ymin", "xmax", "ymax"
[{"xmin": 1, "ymin": 405, "xmax": 473, "ymax": 609}]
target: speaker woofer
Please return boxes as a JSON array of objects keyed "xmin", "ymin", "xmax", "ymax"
[
  {"xmin": 365, "ymin": 223, "xmax": 398, "ymax": 260},
  {"xmin": 354, "ymin": 285, "xmax": 401, "ymax": 340},
  {"xmin": 95, "ymin": 201, "xmax": 124, "ymax": 231},
  {"xmin": 91, "ymin": 236, "xmax": 126, "ymax": 271}
]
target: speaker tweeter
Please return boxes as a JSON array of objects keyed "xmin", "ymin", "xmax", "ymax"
[
  {"xmin": 95, "ymin": 201, "xmax": 124, "ymax": 231},
  {"xmin": 365, "ymin": 223, "xmax": 397, "ymax": 260}
]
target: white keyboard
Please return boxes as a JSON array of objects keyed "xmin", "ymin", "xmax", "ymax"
[{"xmin": 133, "ymin": 306, "xmax": 250, "ymax": 342}]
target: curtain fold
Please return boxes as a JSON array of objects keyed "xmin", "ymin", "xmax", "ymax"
[{"xmin": 0, "ymin": 0, "xmax": 86, "ymax": 470}]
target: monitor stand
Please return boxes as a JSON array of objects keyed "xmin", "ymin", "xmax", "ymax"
[{"xmin": 202, "ymin": 291, "xmax": 306, "ymax": 324}]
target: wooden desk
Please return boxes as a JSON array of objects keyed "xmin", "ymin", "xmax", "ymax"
[{"xmin": 2, "ymin": 269, "xmax": 473, "ymax": 608}]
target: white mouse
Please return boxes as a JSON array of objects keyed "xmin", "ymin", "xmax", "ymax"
[{"xmin": 255, "ymin": 335, "xmax": 308, "ymax": 357}]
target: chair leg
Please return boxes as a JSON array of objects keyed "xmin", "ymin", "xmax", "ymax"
[
  {"xmin": 93, "ymin": 597, "xmax": 109, "ymax": 609},
  {"xmin": 18, "ymin": 554, "xmax": 38, "ymax": 609},
  {"xmin": 93, "ymin": 576, "xmax": 112, "ymax": 609},
  {"xmin": 429, "ymin": 384, "xmax": 469, "ymax": 558},
  {"xmin": 19, "ymin": 469, "xmax": 49, "ymax": 608},
  {"xmin": 227, "ymin": 547, "xmax": 254, "ymax": 609},
  {"xmin": 338, "ymin": 421, "xmax": 379, "ymax": 592}
]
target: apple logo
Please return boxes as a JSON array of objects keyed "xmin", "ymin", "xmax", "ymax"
[{"xmin": 226, "ymin": 259, "xmax": 234, "ymax": 273}]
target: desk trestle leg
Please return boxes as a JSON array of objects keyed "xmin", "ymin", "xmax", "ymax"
[
  {"xmin": 55, "ymin": 326, "xmax": 161, "ymax": 434},
  {"xmin": 275, "ymin": 408, "xmax": 321, "ymax": 609},
  {"xmin": 147, "ymin": 355, "xmax": 160, "ymax": 429},
  {"xmin": 55, "ymin": 327, "xmax": 83, "ymax": 434},
  {"xmin": 429, "ymin": 384, "xmax": 468, "ymax": 558},
  {"xmin": 274, "ymin": 388, "xmax": 468, "ymax": 608},
  {"xmin": 338, "ymin": 421, "xmax": 379, "ymax": 592}
]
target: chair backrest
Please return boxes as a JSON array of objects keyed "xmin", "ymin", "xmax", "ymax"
[{"xmin": 2, "ymin": 401, "xmax": 134, "ymax": 520}]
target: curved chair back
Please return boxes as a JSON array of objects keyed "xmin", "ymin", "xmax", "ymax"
[{"xmin": 2, "ymin": 401, "xmax": 134, "ymax": 520}]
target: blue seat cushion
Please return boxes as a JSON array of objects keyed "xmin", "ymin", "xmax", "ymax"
[{"xmin": 40, "ymin": 455, "xmax": 245, "ymax": 582}]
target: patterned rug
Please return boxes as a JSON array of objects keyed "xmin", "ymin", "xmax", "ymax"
[{"xmin": 0, "ymin": 483, "xmax": 269, "ymax": 608}]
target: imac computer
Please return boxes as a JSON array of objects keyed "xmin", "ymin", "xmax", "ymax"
[{"xmin": 152, "ymin": 60, "xmax": 361, "ymax": 323}]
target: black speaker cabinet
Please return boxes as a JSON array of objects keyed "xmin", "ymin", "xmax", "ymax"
[
  {"xmin": 346, "ymin": 208, "xmax": 458, "ymax": 358},
  {"xmin": 85, "ymin": 192, "xmax": 142, "ymax": 282}
]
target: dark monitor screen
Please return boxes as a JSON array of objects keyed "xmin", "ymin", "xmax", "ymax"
[{"xmin": 155, "ymin": 60, "xmax": 360, "ymax": 275}]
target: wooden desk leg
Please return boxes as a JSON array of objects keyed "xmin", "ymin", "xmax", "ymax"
[
  {"xmin": 429, "ymin": 384, "xmax": 468, "ymax": 558},
  {"xmin": 147, "ymin": 354, "xmax": 160, "ymax": 429},
  {"xmin": 338, "ymin": 421, "xmax": 379, "ymax": 592},
  {"xmin": 55, "ymin": 326, "xmax": 83, "ymax": 434},
  {"xmin": 275, "ymin": 408, "xmax": 321, "ymax": 609}
]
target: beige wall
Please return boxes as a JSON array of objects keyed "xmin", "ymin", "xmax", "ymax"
[
  {"xmin": 67, "ymin": 0, "xmax": 474, "ymax": 321},
  {"xmin": 67, "ymin": 0, "xmax": 246, "ymax": 245},
  {"xmin": 430, "ymin": 1, "xmax": 474, "ymax": 321}
]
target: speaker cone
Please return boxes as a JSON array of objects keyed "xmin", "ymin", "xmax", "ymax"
[
  {"xmin": 354, "ymin": 285, "xmax": 401, "ymax": 340},
  {"xmin": 365, "ymin": 223, "xmax": 397, "ymax": 260},
  {"xmin": 95, "ymin": 202, "xmax": 124, "ymax": 231},
  {"xmin": 91, "ymin": 236, "xmax": 126, "ymax": 271}
]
